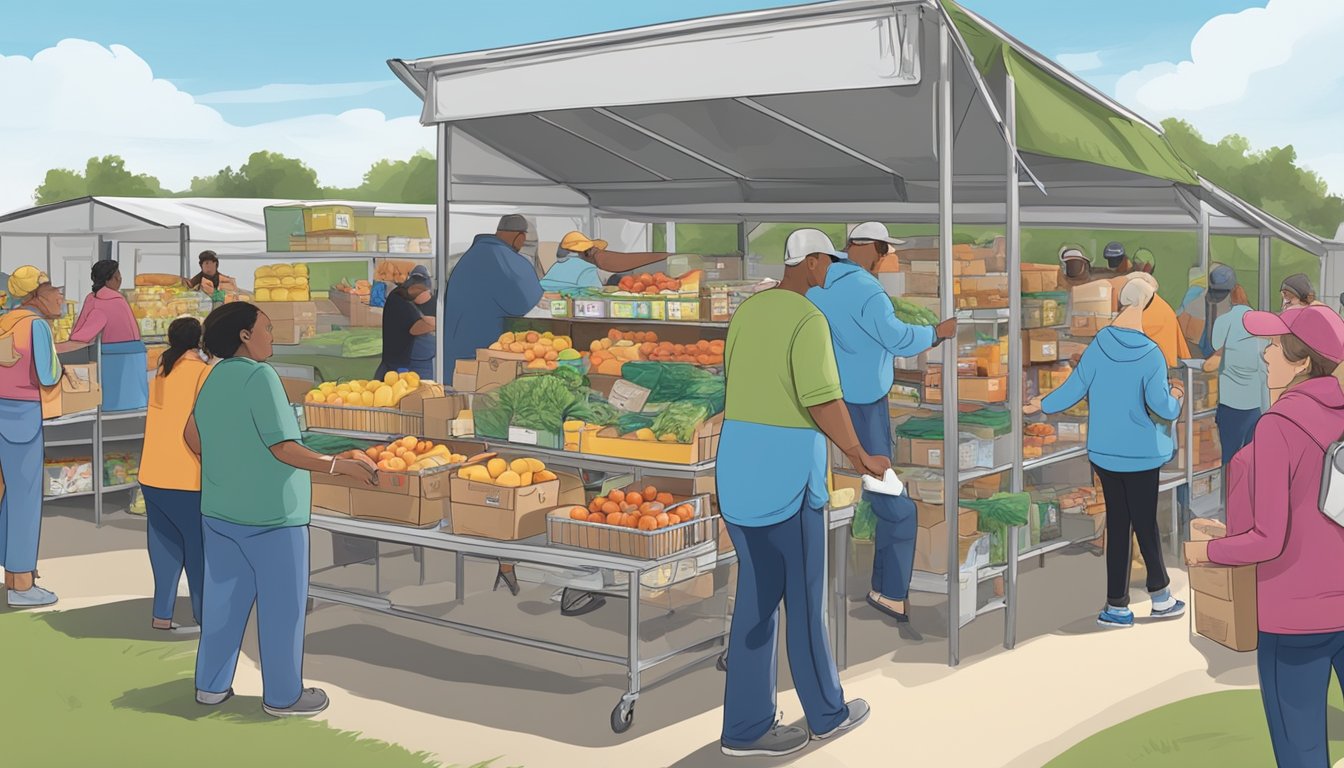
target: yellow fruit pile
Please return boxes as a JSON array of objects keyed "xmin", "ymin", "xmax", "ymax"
[
  {"xmin": 487, "ymin": 331, "xmax": 573, "ymax": 371},
  {"xmin": 305, "ymin": 371, "xmax": 436, "ymax": 408},
  {"xmin": 362, "ymin": 436, "xmax": 465, "ymax": 473},
  {"xmin": 255, "ymin": 263, "xmax": 311, "ymax": 302},
  {"xmin": 457, "ymin": 457, "xmax": 557, "ymax": 488}
]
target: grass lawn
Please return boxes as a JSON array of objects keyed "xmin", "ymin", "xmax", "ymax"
[
  {"xmin": 1045, "ymin": 687, "xmax": 1344, "ymax": 767},
  {"xmin": 5, "ymin": 602, "xmax": 504, "ymax": 768}
]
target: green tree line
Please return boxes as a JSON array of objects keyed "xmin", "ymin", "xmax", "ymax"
[
  {"xmin": 30, "ymin": 120, "xmax": 1344, "ymax": 241},
  {"xmin": 33, "ymin": 150, "xmax": 436, "ymax": 206}
]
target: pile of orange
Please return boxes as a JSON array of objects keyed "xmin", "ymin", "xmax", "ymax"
[
  {"xmin": 567, "ymin": 484, "xmax": 698, "ymax": 531},
  {"xmin": 639, "ymin": 338, "xmax": 724, "ymax": 366},
  {"xmin": 617, "ymin": 272, "xmax": 682, "ymax": 295}
]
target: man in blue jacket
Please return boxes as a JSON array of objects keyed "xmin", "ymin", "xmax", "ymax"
[
  {"xmin": 442, "ymin": 214, "xmax": 544, "ymax": 367},
  {"xmin": 807, "ymin": 222, "xmax": 957, "ymax": 623}
]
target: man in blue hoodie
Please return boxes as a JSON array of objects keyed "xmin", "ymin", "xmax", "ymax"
[
  {"xmin": 442, "ymin": 214, "xmax": 543, "ymax": 367},
  {"xmin": 807, "ymin": 222, "xmax": 957, "ymax": 623},
  {"xmin": 1026, "ymin": 276, "xmax": 1187, "ymax": 628}
]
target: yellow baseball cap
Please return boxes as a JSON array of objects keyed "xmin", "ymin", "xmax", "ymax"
[
  {"xmin": 8, "ymin": 265, "xmax": 50, "ymax": 299},
  {"xmin": 559, "ymin": 231, "xmax": 608, "ymax": 254}
]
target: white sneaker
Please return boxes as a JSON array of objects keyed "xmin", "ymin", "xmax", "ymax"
[{"xmin": 7, "ymin": 585, "xmax": 57, "ymax": 608}]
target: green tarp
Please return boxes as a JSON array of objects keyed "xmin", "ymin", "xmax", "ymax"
[{"xmin": 943, "ymin": 1, "xmax": 1199, "ymax": 186}]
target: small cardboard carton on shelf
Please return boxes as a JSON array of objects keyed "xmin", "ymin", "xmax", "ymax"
[
  {"xmin": 471, "ymin": 349, "xmax": 529, "ymax": 391},
  {"xmin": 914, "ymin": 502, "xmax": 983, "ymax": 574},
  {"xmin": 1025, "ymin": 329, "xmax": 1060, "ymax": 364},
  {"xmin": 256, "ymin": 301, "xmax": 318, "ymax": 345},
  {"xmin": 582, "ymin": 414, "xmax": 723, "ymax": 465},
  {"xmin": 419, "ymin": 395, "xmax": 472, "ymax": 439},
  {"xmin": 316, "ymin": 467, "xmax": 453, "ymax": 528},
  {"xmin": 1189, "ymin": 519, "xmax": 1258, "ymax": 651},
  {"xmin": 41, "ymin": 363, "xmax": 101, "ymax": 420},
  {"xmin": 449, "ymin": 477, "xmax": 562, "ymax": 540},
  {"xmin": 280, "ymin": 376, "xmax": 315, "ymax": 405},
  {"xmin": 330, "ymin": 290, "xmax": 381, "ymax": 327}
]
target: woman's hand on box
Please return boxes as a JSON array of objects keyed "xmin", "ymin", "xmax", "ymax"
[{"xmin": 1184, "ymin": 540, "xmax": 1210, "ymax": 567}]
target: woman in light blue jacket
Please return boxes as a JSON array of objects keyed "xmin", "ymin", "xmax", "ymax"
[{"xmin": 1026, "ymin": 277, "xmax": 1186, "ymax": 629}]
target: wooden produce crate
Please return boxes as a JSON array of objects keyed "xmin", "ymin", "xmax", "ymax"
[{"xmin": 303, "ymin": 402, "xmax": 423, "ymax": 436}]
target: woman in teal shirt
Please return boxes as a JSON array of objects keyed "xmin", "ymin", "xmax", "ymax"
[{"xmin": 187, "ymin": 302, "xmax": 374, "ymax": 718}]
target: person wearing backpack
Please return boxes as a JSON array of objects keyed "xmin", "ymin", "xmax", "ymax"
[
  {"xmin": 0, "ymin": 267, "xmax": 70, "ymax": 607},
  {"xmin": 1185, "ymin": 305, "xmax": 1344, "ymax": 768}
]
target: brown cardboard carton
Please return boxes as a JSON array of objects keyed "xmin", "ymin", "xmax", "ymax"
[
  {"xmin": 1026, "ymin": 329, "xmax": 1060, "ymax": 364},
  {"xmin": 280, "ymin": 376, "xmax": 314, "ymax": 405},
  {"xmin": 897, "ymin": 438, "xmax": 945, "ymax": 468},
  {"xmin": 350, "ymin": 488, "xmax": 447, "ymax": 528},
  {"xmin": 960, "ymin": 376, "xmax": 1007, "ymax": 404},
  {"xmin": 1194, "ymin": 587, "xmax": 1258, "ymax": 651},
  {"xmin": 474, "ymin": 354, "xmax": 526, "ymax": 391},
  {"xmin": 330, "ymin": 290, "xmax": 381, "ymax": 327},
  {"xmin": 421, "ymin": 395, "xmax": 470, "ymax": 439},
  {"xmin": 641, "ymin": 573, "xmax": 715, "ymax": 611},
  {"xmin": 449, "ymin": 478, "xmax": 561, "ymax": 540},
  {"xmin": 311, "ymin": 484, "xmax": 352, "ymax": 516},
  {"xmin": 43, "ymin": 363, "xmax": 102, "ymax": 419},
  {"xmin": 916, "ymin": 529, "xmax": 984, "ymax": 575},
  {"xmin": 257, "ymin": 301, "xmax": 318, "ymax": 345},
  {"xmin": 452, "ymin": 359, "xmax": 478, "ymax": 393},
  {"xmin": 1189, "ymin": 518, "xmax": 1227, "ymax": 542}
]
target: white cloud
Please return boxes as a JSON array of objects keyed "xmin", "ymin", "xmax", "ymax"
[
  {"xmin": 1055, "ymin": 50, "xmax": 1102, "ymax": 73},
  {"xmin": 0, "ymin": 40, "xmax": 432, "ymax": 213},
  {"xmin": 1115, "ymin": 0, "xmax": 1344, "ymax": 194},
  {"xmin": 196, "ymin": 81, "xmax": 395, "ymax": 105}
]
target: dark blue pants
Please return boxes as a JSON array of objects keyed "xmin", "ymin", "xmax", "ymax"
[
  {"xmin": 141, "ymin": 485, "xmax": 204, "ymax": 624},
  {"xmin": 1216, "ymin": 404, "xmax": 1261, "ymax": 465},
  {"xmin": 846, "ymin": 399, "xmax": 917, "ymax": 600},
  {"xmin": 722, "ymin": 504, "xmax": 847, "ymax": 745},
  {"xmin": 1257, "ymin": 630, "xmax": 1344, "ymax": 768}
]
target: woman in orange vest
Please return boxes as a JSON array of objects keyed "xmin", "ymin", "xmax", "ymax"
[{"xmin": 0, "ymin": 267, "xmax": 68, "ymax": 607}]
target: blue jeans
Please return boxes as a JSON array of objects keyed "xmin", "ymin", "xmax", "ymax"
[
  {"xmin": 845, "ymin": 399, "xmax": 916, "ymax": 601},
  {"xmin": 141, "ymin": 486, "xmax": 204, "ymax": 624},
  {"xmin": 1216, "ymin": 404, "xmax": 1261, "ymax": 465},
  {"xmin": 0, "ymin": 399, "xmax": 44, "ymax": 574},
  {"xmin": 196, "ymin": 517, "xmax": 309, "ymax": 709},
  {"xmin": 722, "ymin": 503, "xmax": 847, "ymax": 745},
  {"xmin": 1257, "ymin": 630, "xmax": 1344, "ymax": 768}
]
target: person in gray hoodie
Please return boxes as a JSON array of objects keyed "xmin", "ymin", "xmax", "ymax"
[{"xmin": 1026, "ymin": 277, "xmax": 1186, "ymax": 628}]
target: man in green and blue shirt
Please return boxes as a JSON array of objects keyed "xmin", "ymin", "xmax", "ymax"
[{"xmin": 716, "ymin": 229, "xmax": 887, "ymax": 758}]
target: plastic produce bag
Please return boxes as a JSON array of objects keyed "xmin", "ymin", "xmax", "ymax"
[
  {"xmin": 963, "ymin": 492, "xmax": 1031, "ymax": 564},
  {"xmin": 369, "ymin": 281, "xmax": 388, "ymax": 308}
]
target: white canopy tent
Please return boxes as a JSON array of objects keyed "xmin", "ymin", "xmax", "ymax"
[{"xmin": 392, "ymin": 0, "xmax": 1334, "ymax": 666}]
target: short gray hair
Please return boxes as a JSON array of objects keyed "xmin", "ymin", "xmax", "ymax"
[{"xmin": 497, "ymin": 214, "xmax": 530, "ymax": 233}]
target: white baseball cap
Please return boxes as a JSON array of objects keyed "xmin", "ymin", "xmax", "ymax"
[
  {"xmin": 849, "ymin": 221, "xmax": 906, "ymax": 247},
  {"xmin": 784, "ymin": 229, "xmax": 848, "ymax": 266}
]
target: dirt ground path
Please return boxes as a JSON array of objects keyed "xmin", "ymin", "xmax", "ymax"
[{"xmin": 33, "ymin": 513, "xmax": 1256, "ymax": 768}]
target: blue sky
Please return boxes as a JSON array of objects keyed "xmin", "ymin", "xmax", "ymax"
[
  {"xmin": 3, "ymin": 0, "xmax": 1341, "ymax": 215},
  {"xmin": 1, "ymin": 0, "xmax": 1269, "ymax": 125}
]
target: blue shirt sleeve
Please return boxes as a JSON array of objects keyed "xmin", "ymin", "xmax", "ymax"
[
  {"xmin": 1143, "ymin": 353, "xmax": 1183, "ymax": 421},
  {"xmin": 30, "ymin": 319, "xmax": 60, "ymax": 387},
  {"xmin": 1041, "ymin": 351, "xmax": 1092, "ymax": 414},
  {"xmin": 494, "ymin": 248, "xmax": 544, "ymax": 314},
  {"xmin": 859, "ymin": 292, "xmax": 936, "ymax": 357}
]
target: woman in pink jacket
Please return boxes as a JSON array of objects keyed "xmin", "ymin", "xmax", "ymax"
[{"xmin": 1186, "ymin": 305, "xmax": 1344, "ymax": 768}]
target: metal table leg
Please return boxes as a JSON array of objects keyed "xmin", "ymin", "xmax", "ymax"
[
  {"xmin": 454, "ymin": 552, "xmax": 466, "ymax": 603},
  {"xmin": 416, "ymin": 546, "xmax": 426, "ymax": 586},
  {"xmin": 611, "ymin": 571, "xmax": 639, "ymax": 734},
  {"xmin": 833, "ymin": 523, "xmax": 849, "ymax": 671},
  {"xmin": 374, "ymin": 543, "xmax": 382, "ymax": 595}
]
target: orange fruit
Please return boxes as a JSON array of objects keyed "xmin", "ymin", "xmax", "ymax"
[
  {"xmin": 637, "ymin": 516, "xmax": 658, "ymax": 531},
  {"xmin": 589, "ymin": 498, "xmax": 605, "ymax": 514},
  {"xmin": 570, "ymin": 506, "xmax": 589, "ymax": 521},
  {"xmin": 588, "ymin": 512, "xmax": 607, "ymax": 524},
  {"xmin": 654, "ymin": 512, "xmax": 671, "ymax": 528},
  {"xmin": 608, "ymin": 489, "xmax": 626, "ymax": 504},
  {"xmin": 606, "ymin": 512, "xmax": 623, "ymax": 526},
  {"xmin": 626, "ymin": 492, "xmax": 644, "ymax": 507},
  {"xmin": 642, "ymin": 486, "xmax": 658, "ymax": 500},
  {"xmin": 655, "ymin": 492, "xmax": 675, "ymax": 506},
  {"xmin": 601, "ymin": 501, "xmax": 620, "ymax": 516}
]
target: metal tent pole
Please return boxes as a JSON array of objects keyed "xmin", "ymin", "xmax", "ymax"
[
  {"xmin": 93, "ymin": 337, "xmax": 104, "ymax": 528},
  {"xmin": 179, "ymin": 225, "xmax": 189, "ymax": 280},
  {"xmin": 1004, "ymin": 73, "xmax": 1022, "ymax": 651},
  {"xmin": 937, "ymin": 18, "xmax": 960, "ymax": 668},
  {"xmin": 666, "ymin": 222, "xmax": 677, "ymax": 253},
  {"xmin": 435, "ymin": 124, "xmax": 452, "ymax": 388},
  {"xmin": 1259, "ymin": 234, "xmax": 1272, "ymax": 310}
]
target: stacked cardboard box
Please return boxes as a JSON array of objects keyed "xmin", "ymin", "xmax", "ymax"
[
  {"xmin": 1189, "ymin": 519, "xmax": 1257, "ymax": 651},
  {"xmin": 1069, "ymin": 280, "xmax": 1115, "ymax": 338},
  {"xmin": 1178, "ymin": 420, "xmax": 1222, "ymax": 473},
  {"xmin": 914, "ymin": 502, "xmax": 982, "ymax": 574}
]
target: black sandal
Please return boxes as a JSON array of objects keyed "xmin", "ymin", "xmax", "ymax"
[
  {"xmin": 494, "ymin": 564, "xmax": 520, "ymax": 596},
  {"xmin": 560, "ymin": 588, "xmax": 605, "ymax": 617},
  {"xmin": 866, "ymin": 593, "xmax": 910, "ymax": 622}
]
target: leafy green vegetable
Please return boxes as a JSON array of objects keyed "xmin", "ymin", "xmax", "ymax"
[
  {"xmin": 474, "ymin": 372, "xmax": 608, "ymax": 437},
  {"xmin": 621, "ymin": 362, "xmax": 725, "ymax": 414},
  {"xmin": 851, "ymin": 500, "xmax": 876, "ymax": 541},
  {"xmin": 891, "ymin": 297, "xmax": 939, "ymax": 326},
  {"xmin": 963, "ymin": 492, "xmax": 1032, "ymax": 565},
  {"xmin": 616, "ymin": 412, "xmax": 655, "ymax": 435},
  {"xmin": 651, "ymin": 401, "xmax": 711, "ymax": 443}
]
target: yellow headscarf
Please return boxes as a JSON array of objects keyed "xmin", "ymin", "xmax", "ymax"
[{"xmin": 8, "ymin": 265, "xmax": 49, "ymax": 300}]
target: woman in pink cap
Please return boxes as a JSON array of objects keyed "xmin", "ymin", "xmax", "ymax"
[{"xmin": 1186, "ymin": 304, "xmax": 1344, "ymax": 768}]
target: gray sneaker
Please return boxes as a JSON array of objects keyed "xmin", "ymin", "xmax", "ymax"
[
  {"xmin": 7, "ymin": 585, "xmax": 57, "ymax": 608},
  {"xmin": 721, "ymin": 723, "xmax": 809, "ymax": 758},
  {"xmin": 196, "ymin": 688, "xmax": 234, "ymax": 706},
  {"xmin": 263, "ymin": 688, "xmax": 330, "ymax": 718},
  {"xmin": 812, "ymin": 699, "xmax": 871, "ymax": 740}
]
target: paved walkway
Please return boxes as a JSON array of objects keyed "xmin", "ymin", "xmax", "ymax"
[{"xmin": 30, "ymin": 511, "xmax": 1257, "ymax": 768}]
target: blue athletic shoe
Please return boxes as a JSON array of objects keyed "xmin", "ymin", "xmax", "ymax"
[
  {"xmin": 1151, "ymin": 599, "xmax": 1187, "ymax": 620},
  {"xmin": 1097, "ymin": 606, "xmax": 1134, "ymax": 629}
]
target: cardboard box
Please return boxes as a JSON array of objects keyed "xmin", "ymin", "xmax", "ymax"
[
  {"xmin": 916, "ymin": 527, "xmax": 984, "ymax": 574},
  {"xmin": 473, "ymin": 353, "xmax": 527, "ymax": 391},
  {"xmin": 452, "ymin": 359, "xmax": 478, "ymax": 392},
  {"xmin": 42, "ymin": 363, "xmax": 102, "ymax": 419},
  {"xmin": 281, "ymin": 376, "xmax": 314, "ymax": 405},
  {"xmin": 641, "ymin": 572, "xmax": 715, "ymax": 611},
  {"xmin": 960, "ymin": 376, "xmax": 1007, "ymax": 404},
  {"xmin": 318, "ymin": 469, "xmax": 453, "ymax": 528},
  {"xmin": 421, "ymin": 395, "xmax": 471, "ymax": 439},
  {"xmin": 904, "ymin": 271, "xmax": 941, "ymax": 297},
  {"xmin": 897, "ymin": 438, "xmax": 945, "ymax": 468},
  {"xmin": 1026, "ymin": 329, "xmax": 1059, "ymax": 364},
  {"xmin": 312, "ymin": 483, "xmax": 352, "ymax": 516},
  {"xmin": 257, "ymin": 301, "xmax": 318, "ymax": 345},
  {"xmin": 330, "ymin": 290, "xmax": 382, "ymax": 327},
  {"xmin": 1070, "ymin": 314, "xmax": 1111, "ymax": 338},
  {"xmin": 582, "ymin": 415, "xmax": 722, "ymax": 465},
  {"xmin": 449, "ymin": 478, "xmax": 561, "ymax": 540},
  {"xmin": 1195, "ymin": 589, "xmax": 1258, "ymax": 652},
  {"xmin": 1190, "ymin": 518, "xmax": 1227, "ymax": 542}
]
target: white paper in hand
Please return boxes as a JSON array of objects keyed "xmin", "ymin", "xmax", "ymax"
[{"xmin": 862, "ymin": 468, "xmax": 906, "ymax": 497}]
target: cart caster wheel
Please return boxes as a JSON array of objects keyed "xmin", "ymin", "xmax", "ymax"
[
  {"xmin": 611, "ymin": 700, "xmax": 635, "ymax": 734},
  {"xmin": 716, "ymin": 652, "xmax": 728, "ymax": 672}
]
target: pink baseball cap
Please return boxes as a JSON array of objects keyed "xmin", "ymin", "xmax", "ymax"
[{"xmin": 1243, "ymin": 305, "xmax": 1344, "ymax": 363}]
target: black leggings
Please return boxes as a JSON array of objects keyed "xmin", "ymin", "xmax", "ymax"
[{"xmin": 1092, "ymin": 465, "xmax": 1170, "ymax": 608}]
